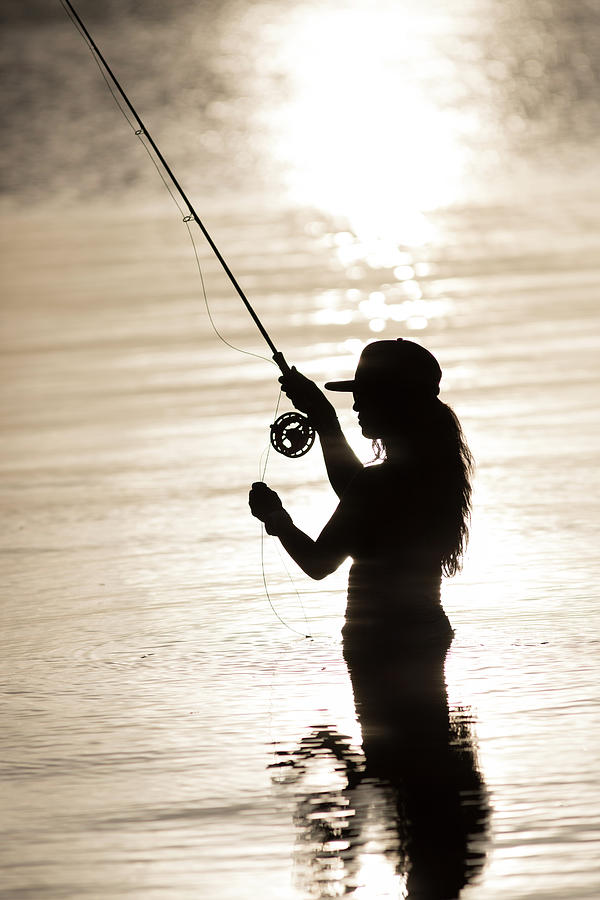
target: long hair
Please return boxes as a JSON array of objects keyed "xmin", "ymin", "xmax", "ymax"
[{"xmin": 373, "ymin": 398, "xmax": 474, "ymax": 577}]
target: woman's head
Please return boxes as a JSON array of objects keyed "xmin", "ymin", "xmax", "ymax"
[{"xmin": 325, "ymin": 338, "xmax": 443, "ymax": 440}]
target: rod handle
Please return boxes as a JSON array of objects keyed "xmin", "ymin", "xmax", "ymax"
[{"xmin": 272, "ymin": 351, "xmax": 291, "ymax": 376}]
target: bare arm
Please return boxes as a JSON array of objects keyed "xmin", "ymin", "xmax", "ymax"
[
  {"xmin": 279, "ymin": 367, "xmax": 362, "ymax": 498},
  {"xmin": 249, "ymin": 483, "xmax": 348, "ymax": 580},
  {"xmin": 266, "ymin": 509, "xmax": 346, "ymax": 580}
]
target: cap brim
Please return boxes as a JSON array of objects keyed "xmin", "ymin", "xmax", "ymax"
[{"xmin": 324, "ymin": 380, "xmax": 355, "ymax": 392}]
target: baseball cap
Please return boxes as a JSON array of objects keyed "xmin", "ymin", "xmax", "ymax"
[{"xmin": 324, "ymin": 338, "xmax": 442, "ymax": 396}]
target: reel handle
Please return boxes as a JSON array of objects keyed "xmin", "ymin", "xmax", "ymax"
[{"xmin": 272, "ymin": 351, "xmax": 291, "ymax": 376}]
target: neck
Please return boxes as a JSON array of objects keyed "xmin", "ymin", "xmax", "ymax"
[{"xmin": 378, "ymin": 434, "xmax": 409, "ymax": 462}]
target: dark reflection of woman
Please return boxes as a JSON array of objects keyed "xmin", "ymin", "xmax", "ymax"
[{"xmin": 249, "ymin": 339, "xmax": 489, "ymax": 896}]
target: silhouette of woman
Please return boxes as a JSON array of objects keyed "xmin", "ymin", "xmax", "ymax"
[
  {"xmin": 250, "ymin": 339, "xmax": 487, "ymax": 897},
  {"xmin": 249, "ymin": 338, "xmax": 472, "ymax": 648}
]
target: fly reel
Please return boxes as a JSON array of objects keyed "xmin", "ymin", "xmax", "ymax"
[{"xmin": 270, "ymin": 411, "xmax": 315, "ymax": 458}]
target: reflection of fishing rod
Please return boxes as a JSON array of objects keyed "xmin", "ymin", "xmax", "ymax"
[{"xmin": 61, "ymin": 0, "xmax": 315, "ymax": 459}]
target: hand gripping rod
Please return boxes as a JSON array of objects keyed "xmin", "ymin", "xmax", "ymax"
[{"xmin": 62, "ymin": 0, "xmax": 290, "ymax": 377}]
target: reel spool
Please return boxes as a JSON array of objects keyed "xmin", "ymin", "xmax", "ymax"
[{"xmin": 270, "ymin": 411, "xmax": 315, "ymax": 458}]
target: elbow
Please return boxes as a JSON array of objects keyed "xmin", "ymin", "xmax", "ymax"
[
  {"xmin": 305, "ymin": 555, "xmax": 343, "ymax": 581},
  {"xmin": 308, "ymin": 566, "xmax": 330, "ymax": 581}
]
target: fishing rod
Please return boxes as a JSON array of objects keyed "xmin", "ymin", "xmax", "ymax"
[{"xmin": 61, "ymin": 0, "xmax": 315, "ymax": 459}]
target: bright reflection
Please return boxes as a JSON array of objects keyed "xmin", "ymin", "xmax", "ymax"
[
  {"xmin": 354, "ymin": 851, "xmax": 408, "ymax": 898},
  {"xmin": 271, "ymin": 2, "xmax": 472, "ymax": 245},
  {"xmin": 310, "ymin": 281, "xmax": 452, "ymax": 334}
]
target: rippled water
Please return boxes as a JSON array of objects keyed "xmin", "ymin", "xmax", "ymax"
[{"xmin": 2, "ymin": 1, "xmax": 600, "ymax": 898}]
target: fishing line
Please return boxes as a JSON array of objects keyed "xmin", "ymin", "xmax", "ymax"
[
  {"xmin": 60, "ymin": 0, "xmax": 288, "ymax": 364},
  {"xmin": 183, "ymin": 220, "xmax": 275, "ymax": 364},
  {"xmin": 60, "ymin": 0, "xmax": 273, "ymax": 365},
  {"xmin": 259, "ymin": 391, "xmax": 283, "ymax": 482},
  {"xmin": 61, "ymin": 0, "xmax": 315, "ymax": 636},
  {"xmin": 260, "ymin": 528, "xmax": 312, "ymax": 639},
  {"xmin": 62, "ymin": 0, "xmax": 316, "ymax": 459},
  {"xmin": 273, "ymin": 540, "xmax": 312, "ymax": 633},
  {"xmin": 258, "ymin": 397, "xmax": 313, "ymax": 638}
]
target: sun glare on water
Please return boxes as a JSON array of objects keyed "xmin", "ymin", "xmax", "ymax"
[{"xmin": 270, "ymin": 2, "xmax": 474, "ymax": 246}]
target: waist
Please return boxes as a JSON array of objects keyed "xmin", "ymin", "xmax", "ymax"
[
  {"xmin": 348, "ymin": 560, "xmax": 441, "ymax": 597},
  {"xmin": 345, "ymin": 560, "xmax": 446, "ymax": 630}
]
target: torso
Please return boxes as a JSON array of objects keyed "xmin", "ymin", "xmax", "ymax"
[{"xmin": 325, "ymin": 461, "xmax": 453, "ymax": 646}]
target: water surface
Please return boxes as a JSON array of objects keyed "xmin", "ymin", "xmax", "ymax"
[{"xmin": 1, "ymin": 1, "xmax": 600, "ymax": 898}]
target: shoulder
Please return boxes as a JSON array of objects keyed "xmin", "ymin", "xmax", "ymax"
[
  {"xmin": 342, "ymin": 463, "xmax": 382, "ymax": 495},
  {"xmin": 350, "ymin": 461, "xmax": 409, "ymax": 482},
  {"xmin": 341, "ymin": 462, "xmax": 406, "ymax": 504},
  {"xmin": 360, "ymin": 461, "xmax": 405, "ymax": 486}
]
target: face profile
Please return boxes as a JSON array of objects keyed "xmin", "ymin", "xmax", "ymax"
[{"xmin": 352, "ymin": 388, "xmax": 392, "ymax": 439}]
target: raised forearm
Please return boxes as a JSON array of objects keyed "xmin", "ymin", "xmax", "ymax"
[
  {"xmin": 277, "ymin": 366, "xmax": 362, "ymax": 497},
  {"xmin": 316, "ymin": 409, "xmax": 363, "ymax": 498}
]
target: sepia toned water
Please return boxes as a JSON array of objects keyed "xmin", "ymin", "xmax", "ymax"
[{"xmin": 1, "ymin": 1, "xmax": 600, "ymax": 898}]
